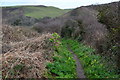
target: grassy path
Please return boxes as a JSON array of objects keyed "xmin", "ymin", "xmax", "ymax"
[{"xmin": 68, "ymin": 48, "xmax": 86, "ymax": 78}]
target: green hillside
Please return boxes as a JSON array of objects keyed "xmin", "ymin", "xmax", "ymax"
[
  {"xmin": 3, "ymin": 6, "xmax": 71, "ymax": 19},
  {"xmin": 23, "ymin": 6, "xmax": 71, "ymax": 19}
]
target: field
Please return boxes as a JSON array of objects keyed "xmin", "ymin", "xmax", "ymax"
[{"xmin": 23, "ymin": 6, "xmax": 71, "ymax": 19}]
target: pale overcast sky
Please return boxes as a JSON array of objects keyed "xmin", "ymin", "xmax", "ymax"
[{"xmin": 0, "ymin": 0, "xmax": 119, "ymax": 9}]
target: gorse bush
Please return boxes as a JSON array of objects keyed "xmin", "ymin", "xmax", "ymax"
[{"xmin": 49, "ymin": 33, "xmax": 61, "ymax": 47}]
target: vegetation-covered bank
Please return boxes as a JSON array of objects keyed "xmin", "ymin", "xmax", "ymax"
[
  {"xmin": 97, "ymin": 2, "xmax": 120, "ymax": 73},
  {"xmin": 62, "ymin": 39, "xmax": 119, "ymax": 78},
  {"xmin": 46, "ymin": 33, "xmax": 119, "ymax": 78},
  {"xmin": 46, "ymin": 33, "xmax": 76, "ymax": 78}
]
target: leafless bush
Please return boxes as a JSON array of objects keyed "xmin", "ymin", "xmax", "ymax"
[
  {"xmin": 33, "ymin": 18, "xmax": 64, "ymax": 34},
  {"xmin": 46, "ymin": 18, "xmax": 63, "ymax": 33},
  {"xmin": 33, "ymin": 22, "xmax": 46, "ymax": 33}
]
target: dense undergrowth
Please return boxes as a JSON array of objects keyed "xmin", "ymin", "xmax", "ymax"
[
  {"xmin": 62, "ymin": 39, "xmax": 119, "ymax": 78},
  {"xmin": 97, "ymin": 4, "xmax": 120, "ymax": 73},
  {"xmin": 46, "ymin": 33, "xmax": 119, "ymax": 78}
]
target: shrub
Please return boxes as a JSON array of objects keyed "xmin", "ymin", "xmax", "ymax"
[{"xmin": 32, "ymin": 22, "xmax": 46, "ymax": 33}]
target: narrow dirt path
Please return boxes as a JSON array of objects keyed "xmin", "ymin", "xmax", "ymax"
[{"xmin": 68, "ymin": 48, "xmax": 86, "ymax": 78}]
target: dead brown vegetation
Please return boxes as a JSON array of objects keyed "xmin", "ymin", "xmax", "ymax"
[{"xmin": 2, "ymin": 25, "xmax": 54, "ymax": 78}]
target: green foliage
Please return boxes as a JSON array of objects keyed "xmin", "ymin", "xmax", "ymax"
[
  {"xmin": 46, "ymin": 33, "xmax": 76, "ymax": 78},
  {"xmin": 47, "ymin": 33, "xmax": 119, "ymax": 78},
  {"xmin": 52, "ymin": 33, "xmax": 60, "ymax": 39},
  {"xmin": 49, "ymin": 33, "xmax": 60, "ymax": 44},
  {"xmin": 13, "ymin": 64, "xmax": 25, "ymax": 71},
  {"xmin": 62, "ymin": 39, "xmax": 119, "ymax": 78}
]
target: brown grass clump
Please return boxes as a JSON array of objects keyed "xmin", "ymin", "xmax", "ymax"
[{"xmin": 2, "ymin": 25, "xmax": 54, "ymax": 78}]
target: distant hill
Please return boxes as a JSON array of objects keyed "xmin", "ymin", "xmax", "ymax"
[
  {"xmin": 2, "ymin": 5, "xmax": 71, "ymax": 19},
  {"xmin": 2, "ymin": 5, "xmax": 71, "ymax": 26},
  {"xmin": 24, "ymin": 6, "xmax": 71, "ymax": 19}
]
